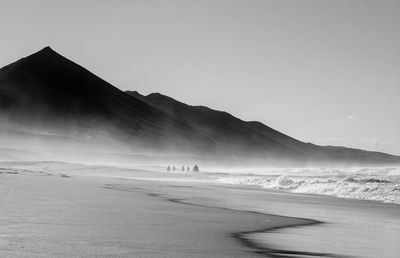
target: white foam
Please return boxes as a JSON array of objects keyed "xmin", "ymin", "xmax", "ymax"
[{"xmin": 217, "ymin": 168, "xmax": 400, "ymax": 204}]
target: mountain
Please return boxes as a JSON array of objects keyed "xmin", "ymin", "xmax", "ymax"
[
  {"xmin": 128, "ymin": 91, "xmax": 400, "ymax": 165},
  {"xmin": 0, "ymin": 47, "xmax": 213, "ymax": 151},
  {"xmin": 127, "ymin": 91, "xmax": 303, "ymax": 153},
  {"xmin": 0, "ymin": 47, "xmax": 399, "ymax": 166}
]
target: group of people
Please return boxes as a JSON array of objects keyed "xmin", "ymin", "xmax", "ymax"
[{"xmin": 167, "ymin": 164, "xmax": 199, "ymax": 172}]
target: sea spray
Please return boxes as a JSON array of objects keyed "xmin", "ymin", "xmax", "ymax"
[{"xmin": 216, "ymin": 168, "xmax": 400, "ymax": 204}]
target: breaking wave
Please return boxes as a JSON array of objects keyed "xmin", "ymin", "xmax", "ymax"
[{"xmin": 216, "ymin": 168, "xmax": 400, "ymax": 204}]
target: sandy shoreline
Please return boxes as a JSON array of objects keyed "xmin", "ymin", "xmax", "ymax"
[
  {"xmin": 1, "ymin": 162, "xmax": 400, "ymax": 257},
  {"xmin": 102, "ymin": 183, "xmax": 323, "ymax": 258}
]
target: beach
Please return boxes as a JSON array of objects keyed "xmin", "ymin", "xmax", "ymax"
[{"xmin": 1, "ymin": 162, "xmax": 399, "ymax": 257}]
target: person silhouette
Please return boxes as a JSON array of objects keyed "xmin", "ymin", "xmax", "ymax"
[
  {"xmin": 187, "ymin": 166, "xmax": 190, "ymax": 172},
  {"xmin": 193, "ymin": 164, "xmax": 199, "ymax": 172},
  {"xmin": 167, "ymin": 166, "xmax": 170, "ymax": 172}
]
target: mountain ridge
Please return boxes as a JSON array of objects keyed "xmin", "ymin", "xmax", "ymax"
[
  {"xmin": 0, "ymin": 47, "xmax": 399, "ymax": 166},
  {"xmin": 0, "ymin": 47, "xmax": 215, "ymax": 151},
  {"xmin": 127, "ymin": 90, "xmax": 400, "ymax": 165}
]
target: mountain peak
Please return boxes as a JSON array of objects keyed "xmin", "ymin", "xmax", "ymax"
[
  {"xmin": 1, "ymin": 46, "xmax": 69, "ymax": 72},
  {"xmin": 41, "ymin": 46, "xmax": 54, "ymax": 51},
  {"xmin": 30, "ymin": 46, "xmax": 57, "ymax": 56},
  {"xmin": 30, "ymin": 46, "xmax": 63, "ymax": 59}
]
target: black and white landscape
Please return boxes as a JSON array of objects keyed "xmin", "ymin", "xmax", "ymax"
[
  {"xmin": 1, "ymin": 47, "xmax": 399, "ymax": 166},
  {"xmin": 1, "ymin": 1, "xmax": 399, "ymax": 258}
]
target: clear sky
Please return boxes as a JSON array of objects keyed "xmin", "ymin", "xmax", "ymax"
[{"xmin": 0, "ymin": 0, "xmax": 399, "ymax": 155}]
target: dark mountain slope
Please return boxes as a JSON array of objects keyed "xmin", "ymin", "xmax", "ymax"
[
  {"xmin": 0, "ymin": 47, "xmax": 213, "ymax": 150},
  {"xmin": 0, "ymin": 47, "xmax": 398, "ymax": 165},
  {"xmin": 128, "ymin": 91, "xmax": 303, "ymax": 154},
  {"xmin": 128, "ymin": 91, "xmax": 400, "ymax": 165}
]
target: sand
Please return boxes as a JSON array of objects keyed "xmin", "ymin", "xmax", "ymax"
[{"xmin": 1, "ymin": 162, "xmax": 399, "ymax": 258}]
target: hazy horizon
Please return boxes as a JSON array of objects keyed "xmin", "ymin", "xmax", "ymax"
[{"xmin": 1, "ymin": 0, "xmax": 399, "ymax": 155}]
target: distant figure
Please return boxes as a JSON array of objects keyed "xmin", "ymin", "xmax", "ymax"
[
  {"xmin": 173, "ymin": 165, "xmax": 176, "ymax": 171},
  {"xmin": 167, "ymin": 166, "xmax": 170, "ymax": 172},
  {"xmin": 193, "ymin": 164, "xmax": 199, "ymax": 172},
  {"xmin": 187, "ymin": 166, "xmax": 190, "ymax": 172},
  {"xmin": 181, "ymin": 166, "xmax": 185, "ymax": 172}
]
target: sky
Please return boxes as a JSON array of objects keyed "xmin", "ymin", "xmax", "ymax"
[{"xmin": 0, "ymin": 0, "xmax": 399, "ymax": 155}]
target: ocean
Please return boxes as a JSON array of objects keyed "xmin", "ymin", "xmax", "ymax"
[{"xmin": 215, "ymin": 167, "xmax": 400, "ymax": 204}]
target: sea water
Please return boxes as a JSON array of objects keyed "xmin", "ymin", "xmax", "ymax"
[{"xmin": 215, "ymin": 167, "xmax": 400, "ymax": 204}]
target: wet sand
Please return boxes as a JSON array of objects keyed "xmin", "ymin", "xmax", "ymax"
[{"xmin": 1, "ymin": 162, "xmax": 399, "ymax": 257}]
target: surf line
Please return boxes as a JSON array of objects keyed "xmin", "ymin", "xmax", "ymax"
[{"xmin": 103, "ymin": 184, "xmax": 349, "ymax": 258}]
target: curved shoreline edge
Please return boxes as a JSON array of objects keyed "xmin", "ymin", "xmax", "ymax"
[
  {"xmin": 171, "ymin": 198, "xmax": 342, "ymax": 258},
  {"xmin": 104, "ymin": 184, "xmax": 345, "ymax": 258},
  {"xmin": 233, "ymin": 222, "xmax": 346, "ymax": 258}
]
